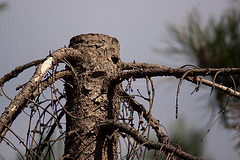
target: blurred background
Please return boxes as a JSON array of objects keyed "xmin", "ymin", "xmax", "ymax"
[{"xmin": 0, "ymin": 0, "xmax": 239, "ymax": 159}]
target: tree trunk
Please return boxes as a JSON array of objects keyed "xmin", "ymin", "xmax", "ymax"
[{"xmin": 64, "ymin": 33, "xmax": 122, "ymax": 160}]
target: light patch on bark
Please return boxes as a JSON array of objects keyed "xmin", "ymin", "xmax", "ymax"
[
  {"xmin": 10, "ymin": 105, "xmax": 17, "ymax": 112},
  {"xmin": 40, "ymin": 57, "xmax": 53, "ymax": 75}
]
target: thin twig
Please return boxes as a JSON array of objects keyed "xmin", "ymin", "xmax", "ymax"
[
  {"xmin": 0, "ymin": 85, "xmax": 13, "ymax": 101},
  {"xmin": 201, "ymin": 96, "xmax": 230, "ymax": 141},
  {"xmin": 210, "ymin": 71, "xmax": 221, "ymax": 95},
  {"xmin": 190, "ymin": 76, "xmax": 203, "ymax": 95},
  {"xmin": 176, "ymin": 70, "xmax": 192, "ymax": 119},
  {"xmin": 0, "ymin": 59, "xmax": 44, "ymax": 86},
  {"xmin": 229, "ymin": 75, "xmax": 236, "ymax": 93},
  {"xmin": 180, "ymin": 64, "xmax": 200, "ymax": 69},
  {"xmin": 99, "ymin": 120, "xmax": 203, "ymax": 160},
  {"xmin": 2, "ymin": 136, "xmax": 24, "ymax": 159}
]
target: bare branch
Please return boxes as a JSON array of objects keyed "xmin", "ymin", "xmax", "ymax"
[
  {"xmin": 185, "ymin": 76, "xmax": 240, "ymax": 99},
  {"xmin": 112, "ymin": 63, "xmax": 240, "ymax": 100},
  {"xmin": 1, "ymin": 34, "xmax": 239, "ymax": 160},
  {"xmin": 119, "ymin": 88, "xmax": 167, "ymax": 143},
  {"xmin": 0, "ymin": 59, "xmax": 44, "ymax": 86},
  {"xmin": 0, "ymin": 48, "xmax": 81, "ymax": 142},
  {"xmin": 115, "ymin": 63, "xmax": 240, "ymax": 83},
  {"xmin": 122, "ymin": 62, "xmax": 169, "ymax": 70},
  {"xmin": 32, "ymin": 70, "xmax": 71, "ymax": 97},
  {"xmin": 99, "ymin": 120, "xmax": 203, "ymax": 160}
]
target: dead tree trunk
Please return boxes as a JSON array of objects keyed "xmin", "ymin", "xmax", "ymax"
[
  {"xmin": 2, "ymin": 33, "xmax": 240, "ymax": 160},
  {"xmin": 63, "ymin": 33, "xmax": 122, "ymax": 159}
]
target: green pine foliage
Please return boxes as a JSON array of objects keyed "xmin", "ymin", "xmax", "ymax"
[
  {"xmin": 165, "ymin": 6, "xmax": 240, "ymax": 152},
  {"xmin": 0, "ymin": 2, "xmax": 7, "ymax": 12}
]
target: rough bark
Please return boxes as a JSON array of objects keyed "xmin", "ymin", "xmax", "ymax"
[
  {"xmin": 1, "ymin": 33, "xmax": 240, "ymax": 160},
  {"xmin": 63, "ymin": 33, "xmax": 122, "ymax": 160}
]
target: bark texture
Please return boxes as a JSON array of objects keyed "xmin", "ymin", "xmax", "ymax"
[{"xmin": 64, "ymin": 33, "xmax": 122, "ymax": 160}]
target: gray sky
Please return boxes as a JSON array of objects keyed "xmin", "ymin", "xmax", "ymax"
[{"xmin": 0, "ymin": 0, "xmax": 239, "ymax": 160}]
